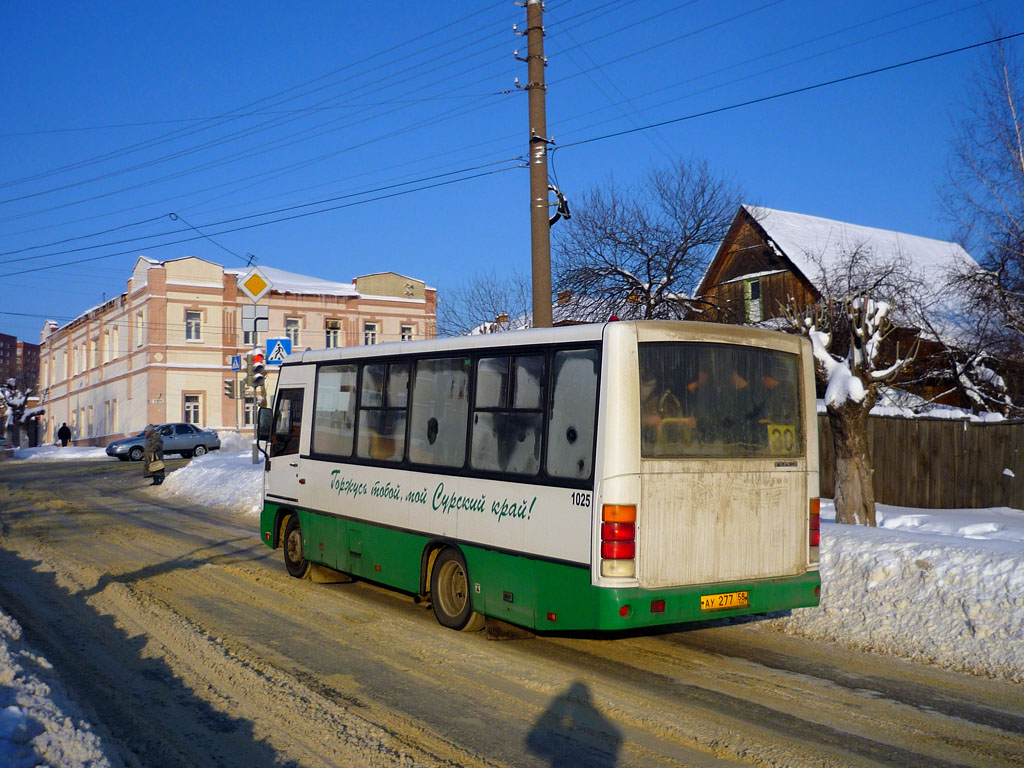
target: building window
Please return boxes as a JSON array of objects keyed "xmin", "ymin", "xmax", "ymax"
[
  {"xmin": 286, "ymin": 317, "xmax": 300, "ymax": 345},
  {"xmin": 744, "ymin": 279, "xmax": 762, "ymax": 323},
  {"xmin": 401, "ymin": 324, "xmax": 414, "ymax": 342},
  {"xmin": 111, "ymin": 399, "xmax": 118, "ymax": 433},
  {"xmin": 86, "ymin": 406, "xmax": 94, "ymax": 437},
  {"xmin": 363, "ymin": 322, "xmax": 378, "ymax": 345},
  {"xmin": 135, "ymin": 311, "xmax": 145, "ymax": 347},
  {"xmin": 325, "ymin": 319, "xmax": 341, "ymax": 348},
  {"xmin": 243, "ymin": 329, "xmax": 254, "ymax": 346},
  {"xmin": 186, "ymin": 311, "xmax": 202, "ymax": 341},
  {"xmin": 184, "ymin": 394, "xmax": 201, "ymax": 424},
  {"xmin": 243, "ymin": 396, "xmax": 255, "ymax": 426},
  {"xmin": 111, "ymin": 326, "xmax": 119, "ymax": 359}
]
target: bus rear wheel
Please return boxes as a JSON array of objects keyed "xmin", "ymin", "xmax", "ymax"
[
  {"xmin": 283, "ymin": 515, "xmax": 310, "ymax": 579},
  {"xmin": 430, "ymin": 547, "xmax": 484, "ymax": 631}
]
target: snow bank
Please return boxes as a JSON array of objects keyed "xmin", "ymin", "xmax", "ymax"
[
  {"xmin": 768, "ymin": 501, "xmax": 1024, "ymax": 681},
  {"xmin": 0, "ymin": 611, "xmax": 113, "ymax": 767},
  {"xmin": 161, "ymin": 450, "xmax": 264, "ymax": 516},
  {"xmin": 13, "ymin": 446, "xmax": 108, "ymax": 461},
  {"xmin": 216, "ymin": 431, "xmax": 255, "ymax": 452}
]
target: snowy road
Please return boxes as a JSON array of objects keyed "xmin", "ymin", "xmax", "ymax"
[{"xmin": 1, "ymin": 459, "xmax": 1022, "ymax": 768}]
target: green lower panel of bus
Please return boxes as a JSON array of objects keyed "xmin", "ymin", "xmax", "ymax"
[{"xmin": 261, "ymin": 504, "xmax": 821, "ymax": 631}]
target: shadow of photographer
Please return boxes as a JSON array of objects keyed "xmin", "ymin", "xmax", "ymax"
[{"xmin": 526, "ymin": 681, "xmax": 622, "ymax": 767}]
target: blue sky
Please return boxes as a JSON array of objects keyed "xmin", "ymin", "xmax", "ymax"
[{"xmin": 1, "ymin": 0, "xmax": 1021, "ymax": 344}]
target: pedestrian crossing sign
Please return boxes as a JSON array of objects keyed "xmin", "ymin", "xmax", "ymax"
[{"xmin": 266, "ymin": 338, "xmax": 291, "ymax": 365}]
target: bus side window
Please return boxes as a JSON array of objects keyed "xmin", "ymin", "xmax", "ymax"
[
  {"xmin": 356, "ymin": 362, "xmax": 408, "ymax": 463},
  {"xmin": 270, "ymin": 389, "xmax": 304, "ymax": 458},
  {"xmin": 547, "ymin": 349, "xmax": 598, "ymax": 479},
  {"xmin": 408, "ymin": 357, "xmax": 469, "ymax": 467},
  {"xmin": 312, "ymin": 364, "xmax": 357, "ymax": 457},
  {"xmin": 470, "ymin": 355, "xmax": 544, "ymax": 476}
]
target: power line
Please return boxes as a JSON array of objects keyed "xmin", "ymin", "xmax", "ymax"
[
  {"xmin": 0, "ymin": 0, "xmax": 608, "ymax": 226},
  {"xmin": 0, "ymin": 158, "xmax": 523, "ymax": 266},
  {"xmin": 0, "ymin": 163, "xmax": 524, "ymax": 279},
  {"xmin": 556, "ymin": 30, "xmax": 1024, "ymax": 151},
  {"xmin": 548, "ymin": 0, "xmax": 978, "ymax": 141},
  {"xmin": 0, "ymin": 3, "xmax": 515, "ymax": 192}
]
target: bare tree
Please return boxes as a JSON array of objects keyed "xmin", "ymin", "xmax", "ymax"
[
  {"xmin": 782, "ymin": 245, "xmax": 932, "ymax": 525},
  {"xmin": 786, "ymin": 293, "xmax": 918, "ymax": 526},
  {"xmin": 553, "ymin": 158, "xmax": 742, "ymax": 320},
  {"xmin": 436, "ymin": 270, "xmax": 533, "ymax": 337},
  {"xmin": 941, "ymin": 37, "xmax": 1024, "ymax": 358},
  {"xmin": 1, "ymin": 377, "xmax": 35, "ymax": 448}
]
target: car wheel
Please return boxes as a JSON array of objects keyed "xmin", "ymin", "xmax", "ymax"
[
  {"xmin": 430, "ymin": 547, "xmax": 485, "ymax": 631},
  {"xmin": 193, "ymin": 445, "xmax": 208, "ymax": 457},
  {"xmin": 283, "ymin": 515, "xmax": 311, "ymax": 579},
  {"xmin": 129, "ymin": 447, "xmax": 144, "ymax": 462}
]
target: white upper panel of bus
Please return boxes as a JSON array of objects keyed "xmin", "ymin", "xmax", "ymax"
[{"xmin": 282, "ymin": 321, "xmax": 806, "ymax": 367}]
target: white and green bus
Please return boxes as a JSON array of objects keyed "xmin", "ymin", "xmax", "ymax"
[{"xmin": 258, "ymin": 320, "xmax": 820, "ymax": 632}]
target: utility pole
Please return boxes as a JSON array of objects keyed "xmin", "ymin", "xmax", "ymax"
[{"xmin": 524, "ymin": 0, "xmax": 553, "ymax": 328}]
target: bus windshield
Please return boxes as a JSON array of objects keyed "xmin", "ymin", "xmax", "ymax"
[{"xmin": 639, "ymin": 342, "xmax": 803, "ymax": 458}]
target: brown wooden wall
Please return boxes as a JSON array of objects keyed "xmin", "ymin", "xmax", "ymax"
[{"xmin": 817, "ymin": 415, "xmax": 1024, "ymax": 509}]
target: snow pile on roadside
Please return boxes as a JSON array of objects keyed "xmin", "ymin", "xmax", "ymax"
[
  {"xmin": 769, "ymin": 501, "xmax": 1024, "ymax": 681},
  {"xmin": 216, "ymin": 431, "xmax": 255, "ymax": 452},
  {"xmin": 13, "ymin": 446, "xmax": 108, "ymax": 461},
  {"xmin": 162, "ymin": 450, "xmax": 264, "ymax": 516},
  {"xmin": 0, "ymin": 610, "xmax": 114, "ymax": 768}
]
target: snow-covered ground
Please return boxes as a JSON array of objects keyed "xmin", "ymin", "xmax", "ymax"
[
  {"xmin": 0, "ymin": 612, "xmax": 112, "ymax": 768},
  {"xmin": 2, "ymin": 438, "xmax": 1023, "ymax": 765}
]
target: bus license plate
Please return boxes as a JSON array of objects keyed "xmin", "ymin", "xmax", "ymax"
[{"xmin": 700, "ymin": 591, "xmax": 749, "ymax": 611}]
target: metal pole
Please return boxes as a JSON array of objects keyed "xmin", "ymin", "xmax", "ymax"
[{"xmin": 526, "ymin": 0, "xmax": 553, "ymax": 328}]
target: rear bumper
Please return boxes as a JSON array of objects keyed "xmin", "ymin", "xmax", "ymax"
[{"xmin": 583, "ymin": 570, "xmax": 821, "ymax": 631}]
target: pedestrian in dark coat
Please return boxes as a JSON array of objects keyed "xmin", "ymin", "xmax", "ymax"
[
  {"xmin": 57, "ymin": 423, "xmax": 71, "ymax": 447},
  {"xmin": 143, "ymin": 426, "xmax": 165, "ymax": 485}
]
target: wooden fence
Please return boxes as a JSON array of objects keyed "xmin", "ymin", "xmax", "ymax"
[{"xmin": 817, "ymin": 415, "xmax": 1024, "ymax": 509}]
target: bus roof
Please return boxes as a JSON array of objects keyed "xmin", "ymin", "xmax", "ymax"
[{"xmin": 281, "ymin": 320, "xmax": 805, "ymax": 367}]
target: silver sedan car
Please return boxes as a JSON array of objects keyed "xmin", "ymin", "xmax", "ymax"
[{"xmin": 106, "ymin": 423, "xmax": 221, "ymax": 461}]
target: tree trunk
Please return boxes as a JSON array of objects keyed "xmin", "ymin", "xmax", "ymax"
[{"xmin": 828, "ymin": 400, "xmax": 877, "ymax": 526}]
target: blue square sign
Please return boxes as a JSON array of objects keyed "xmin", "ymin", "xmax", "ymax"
[{"xmin": 266, "ymin": 338, "xmax": 292, "ymax": 365}]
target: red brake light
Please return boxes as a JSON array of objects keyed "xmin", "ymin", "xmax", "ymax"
[
  {"xmin": 601, "ymin": 540, "xmax": 635, "ymax": 559},
  {"xmin": 810, "ymin": 497, "xmax": 821, "ymax": 547},
  {"xmin": 601, "ymin": 522, "xmax": 635, "ymax": 541}
]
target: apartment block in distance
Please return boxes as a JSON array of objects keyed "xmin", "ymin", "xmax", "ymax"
[
  {"xmin": 0, "ymin": 332, "xmax": 40, "ymax": 389},
  {"xmin": 38, "ymin": 256, "xmax": 437, "ymax": 445}
]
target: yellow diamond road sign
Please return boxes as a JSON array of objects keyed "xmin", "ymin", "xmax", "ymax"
[{"xmin": 238, "ymin": 267, "xmax": 272, "ymax": 302}]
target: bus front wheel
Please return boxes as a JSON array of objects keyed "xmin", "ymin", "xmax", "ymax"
[
  {"xmin": 283, "ymin": 515, "xmax": 310, "ymax": 579},
  {"xmin": 430, "ymin": 547, "xmax": 484, "ymax": 631}
]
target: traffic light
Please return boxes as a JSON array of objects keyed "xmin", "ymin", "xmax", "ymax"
[
  {"xmin": 224, "ymin": 379, "xmax": 236, "ymax": 399},
  {"xmin": 252, "ymin": 352, "xmax": 266, "ymax": 389}
]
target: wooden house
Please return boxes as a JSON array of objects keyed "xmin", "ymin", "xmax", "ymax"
[
  {"xmin": 696, "ymin": 205, "xmax": 974, "ymax": 325},
  {"xmin": 696, "ymin": 205, "xmax": 980, "ymax": 405}
]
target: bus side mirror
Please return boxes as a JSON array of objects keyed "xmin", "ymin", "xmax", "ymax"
[{"xmin": 256, "ymin": 407, "xmax": 273, "ymax": 442}]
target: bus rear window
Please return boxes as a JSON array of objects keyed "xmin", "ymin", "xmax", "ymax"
[{"xmin": 638, "ymin": 342, "xmax": 802, "ymax": 458}]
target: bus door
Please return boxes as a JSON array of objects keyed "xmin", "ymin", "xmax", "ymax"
[{"xmin": 266, "ymin": 388, "xmax": 306, "ymax": 508}]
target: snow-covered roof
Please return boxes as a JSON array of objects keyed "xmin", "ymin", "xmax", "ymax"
[
  {"xmin": 224, "ymin": 265, "xmax": 359, "ymax": 297},
  {"xmin": 745, "ymin": 205, "xmax": 977, "ymax": 289}
]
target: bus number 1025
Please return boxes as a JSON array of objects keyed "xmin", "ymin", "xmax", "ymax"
[{"xmin": 571, "ymin": 492, "xmax": 592, "ymax": 507}]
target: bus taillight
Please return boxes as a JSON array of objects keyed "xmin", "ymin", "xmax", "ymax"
[
  {"xmin": 601, "ymin": 504, "xmax": 636, "ymax": 577},
  {"xmin": 809, "ymin": 497, "xmax": 821, "ymax": 553}
]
